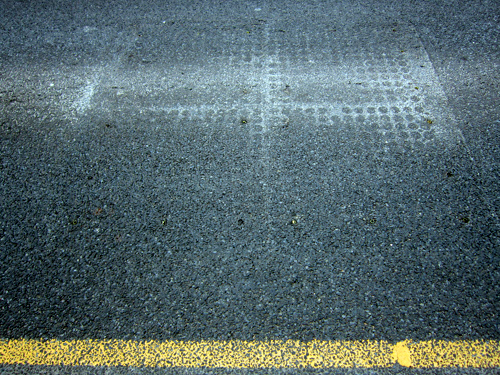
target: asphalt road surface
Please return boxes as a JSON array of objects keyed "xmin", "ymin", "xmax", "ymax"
[{"xmin": 0, "ymin": 0, "xmax": 499, "ymax": 374}]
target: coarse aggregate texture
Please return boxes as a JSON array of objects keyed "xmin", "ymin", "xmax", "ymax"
[
  {"xmin": 363, "ymin": 0, "xmax": 500, "ymax": 232},
  {"xmin": 0, "ymin": 0, "xmax": 499, "ymax": 374},
  {"xmin": 2, "ymin": 364, "xmax": 500, "ymax": 375}
]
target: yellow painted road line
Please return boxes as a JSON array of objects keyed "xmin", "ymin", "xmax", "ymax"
[{"xmin": 0, "ymin": 339, "xmax": 499, "ymax": 368}]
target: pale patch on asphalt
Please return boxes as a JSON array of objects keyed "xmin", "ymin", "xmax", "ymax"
[{"xmin": 72, "ymin": 76, "xmax": 100, "ymax": 116}]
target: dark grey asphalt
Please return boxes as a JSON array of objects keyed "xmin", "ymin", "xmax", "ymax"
[{"xmin": 0, "ymin": 0, "xmax": 499, "ymax": 373}]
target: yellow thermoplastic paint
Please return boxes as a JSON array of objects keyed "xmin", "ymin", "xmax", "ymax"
[{"xmin": 0, "ymin": 339, "xmax": 499, "ymax": 368}]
